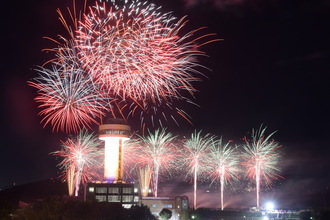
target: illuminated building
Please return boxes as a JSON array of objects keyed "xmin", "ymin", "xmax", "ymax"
[{"xmin": 86, "ymin": 182, "xmax": 139, "ymax": 208}]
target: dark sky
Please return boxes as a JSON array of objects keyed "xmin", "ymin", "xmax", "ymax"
[{"xmin": 1, "ymin": 0, "xmax": 330, "ymax": 210}]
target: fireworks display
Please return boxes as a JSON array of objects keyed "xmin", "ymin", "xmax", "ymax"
[
  {"xmin": 28, "ymin": 66, "xmax": 107, "ymax": 133},
  {"xmin": 29, "ymin": 0, "xmax": 285, "ymax": 209},
  {"xmin": 29, "ymin": 0, "xmax": 220, "ymax": 132},
  {"xmin": 180, "ymin": 130, "xmax": 216, "ymax": 209},
  {"xmin": 126, "ymin": 128, "xmax": 178, "ymax": 197},
  {"xmin": 52, "ymin": 130, "xmax": 102, "ymax": 196},
  {"xmin": 207, "ymin": 138, "xmax": 239, "ymax": 210},
  {"xmin": 241, "ymin": 125, "xmax": 282, "ymax": 208}
]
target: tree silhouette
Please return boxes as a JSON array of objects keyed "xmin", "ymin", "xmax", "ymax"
[{"xmin": 159, "ymin": 208, "xmax": 172, "ymax": 220}]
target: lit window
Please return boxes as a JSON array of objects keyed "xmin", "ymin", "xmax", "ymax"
[
  {"xmin": 163, "ymin": 204, "xmax": 173, "ymax": 208},
  {"xmin": 151, "ymin": 204, "xmax": 157, "ymax": 208},
  {"xmin": 88, "ymin": 187, "xmax": 94, "ymax": 193},
  {"xmin": 134, "ymin": 196, "xmax": 139, "ymax": 202},
  {"xmin": 96, "ymin": 187, "xmax": 107, "ymax": 193},
  {"xmin": 134, "ymin": 188, "xmax": 138, "ymax": 193},
  {"xmin": 122, "ymin": 195, "xmax": 133, "ymax": 202},
  {"xmin": 123, "ymin": 187, "xmax": 132, "ymax": 193},
  {"xmin": 95, "ymin": 195, "xmax": 107, "ymax": 202},
  {"xmin": 108, "ymin": 195, "xmax": 121, "ymax": 202},
  {"xmin": 108, "ymin": 187, "xmax": 119, "ymax": 193}
]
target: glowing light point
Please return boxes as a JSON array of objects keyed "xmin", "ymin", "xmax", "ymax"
[
  {"xmin": 99, "ymin": 119, "xmax": 131, "ymax": 182},
  {"xmin": 265, "ymin": 202, "xmax": 275, "ymax": 211}
]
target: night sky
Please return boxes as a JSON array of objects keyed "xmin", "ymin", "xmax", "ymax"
[{"xmin": 1, "ymin": 0, "xmax": 330, "ymax": 210}]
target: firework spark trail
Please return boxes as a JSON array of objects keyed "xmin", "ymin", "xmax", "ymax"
[
  {"xmin": 181, "ymin": 130, "xmax": 216, "ymax": 209},
  {"xmin": 28, "ymin": 65, "xmax": 108, "ymax": 133},
  {"xmin": 241, "ymin": 125, "xmax": 282, "ymax": 208},
  {"xmin": 126, "ymin": 128, "xmax": 177, "ymax": 197},
  {"xmin": 52, "ymin": 130, "xmax": 103, "ymax": 196},
  {"xmin": 207, "ymin": 138, "xmax": 240, "ymax": 210}
]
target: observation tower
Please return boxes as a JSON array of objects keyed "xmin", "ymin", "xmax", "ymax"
[{"xmin": 98, "ymin": 118, "xmax": 131, "ymax": 182}]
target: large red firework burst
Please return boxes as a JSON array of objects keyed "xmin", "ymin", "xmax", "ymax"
[{"xmin": 75, "ymin": 1, "xmax": 208, "ymax": 103}]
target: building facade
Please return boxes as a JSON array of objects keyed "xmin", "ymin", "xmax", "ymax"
[{"xmin": 86, "ymin": 182, "xmax": 139, "ymax": 208}]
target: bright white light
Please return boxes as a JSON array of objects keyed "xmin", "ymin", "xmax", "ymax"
[
  {"xmin": 263, "ymin": 216, "xmax": 269, "ymax": 220},
  {"xmin": 265, "ymin": 202, "xmax": 275, "ymax": 211},
  {"xmin": 101, "ymin": 137, "xmax": 129, "ymax": 181},
  {"xmin": 103, "ymin": 137, "xmax": 120, "ymax": 181}
]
